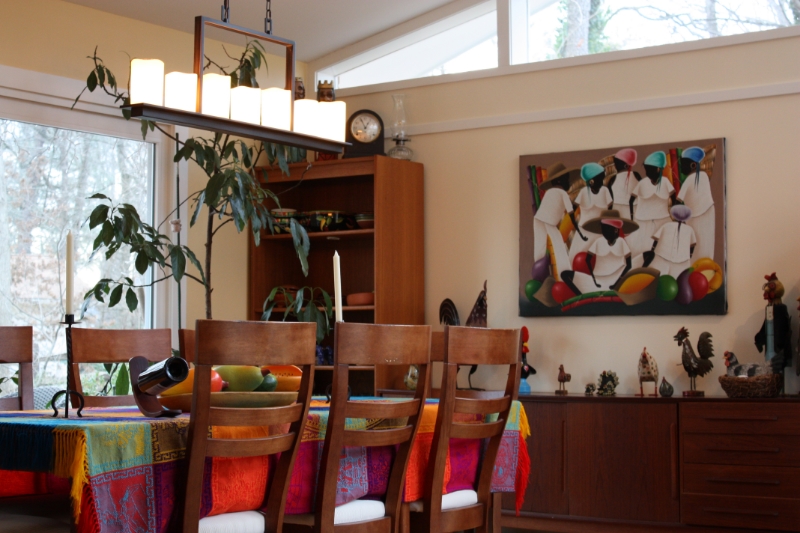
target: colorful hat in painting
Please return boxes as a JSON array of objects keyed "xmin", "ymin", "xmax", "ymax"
[
  {"xmin": 682, "ymin": 146, "xmax": 705, "ymax": 163},
  {"xmin": 644, "ymin": 151, "xmax": 667, "ymax": 169},
  {"xmin": 581, "ymin": 209, "xmax": 639, "ymax": 235},
  {"xmin": 581, "ymin": 162, "xmax": 605, "ymax": 182},
  {"xmin": 539, "ymin": 162, "xmax": 581, "ymax": 191},
  {"xmin": 671, "ymin": 204, "xmax": 692, "ymax": 222},
  {"xmin": 615, "ymin": 148, "xmax": 637, "ymax": 166}
]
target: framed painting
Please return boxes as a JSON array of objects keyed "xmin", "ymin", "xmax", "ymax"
[{"xmin": 519, "ymin": 139, "xmax": 726, "ymax": 317}]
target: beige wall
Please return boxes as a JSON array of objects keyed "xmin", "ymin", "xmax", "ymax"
[
  {"xmin": 341, "ymin": 33, "xmax": 800, "ymax": 395},
  {"xmin": 0, "ymin": 0, "xmax": 307, "ymax": 325}
]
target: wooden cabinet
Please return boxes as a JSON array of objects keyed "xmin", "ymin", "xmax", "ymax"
[
  {"xmin": 502, "ymin": 395, "xmax": 800, "ymax": 533},
  {"xmin": 248, "ymin": 156, "xmax": 424, "ymax": 396}
]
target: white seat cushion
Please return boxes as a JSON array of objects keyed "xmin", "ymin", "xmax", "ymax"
[
  {"xmin": 408, "ymin": 490, "xmax": 479, "ymax": 513},
  {"xmin": 198, "ymin": 511, "xmax": 265, "ymax": 533},
  {"xmin": 333, "ymin": 499, "xmax": 386, "ymax": 525}
]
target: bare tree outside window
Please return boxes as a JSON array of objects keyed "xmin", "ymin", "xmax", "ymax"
[{"xmin": 0, "ymin": 119, "xmax": 153, "ymax": 396}]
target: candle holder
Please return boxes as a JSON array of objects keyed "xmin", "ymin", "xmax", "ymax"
[{"xmin": 50, "ymin": 314, "xmax": 85, "ymax": 418}]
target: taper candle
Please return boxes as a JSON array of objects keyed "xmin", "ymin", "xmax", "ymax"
[
  {"xmin": 66, "ymin": 231, "xmax": 74, "ymax": 315},
  {"xmin": 333, "ymin": 251, "xmax": 343, "ymax": 323}
]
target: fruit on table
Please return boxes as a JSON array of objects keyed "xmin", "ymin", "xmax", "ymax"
[
  {"xmin": 215, "ymin": 365, "xmax": 265, "ymax": 392},
  {"xmin": 255, "ymin": 373, "xmax": 278, "ymax": 392},
  {"xmin": 160, "ymin": 368, "xmax": 226, "ymax": 396},
  {"xmin": 260, "ymin": 365, "xmax": 303, "ymax": 392}
]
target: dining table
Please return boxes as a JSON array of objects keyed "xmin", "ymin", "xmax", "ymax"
[{"xmin": 0, "ymin": 397, "xmax": 531, "ymax": 533}]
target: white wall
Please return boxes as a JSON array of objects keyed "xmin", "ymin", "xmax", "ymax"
[{"xmin": 340, "ymin": 32, "xmax": 800, "ymax": 395}]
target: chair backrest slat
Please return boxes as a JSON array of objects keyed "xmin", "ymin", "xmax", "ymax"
[
  {"xmin": 0, "ymin": 327, "xmax": 34, "ymax": 411},
  {"xmin": 445, "ymin": 327, "xmax": 519, "ymax": 366},
  {"xmin": 449, "ymin": 419, "xmax": 506, "ymax": 440},
  {"xmin": 334, "ymin": 323, "xmax": 430, "ymax": 366},
  {"xmin": 208, "ymin": 403, "xmax": 304, "ymax": 427},
  {"xmin": 346, "ymin": 398, "xmax": 420, "ymax": 420},
  {"xmin": 454, "ymin": 396, "xmax": 510, "ymax": 416},
  {"xmin": 178, "ymin": 328, "xmax": 195, "ymax": 363},
  {"xmin": 343, "ymin": 425, "xmax": 414, "ymax": 448},
  {"xmin": 196, "ymin": 320, "xmax": 316, "ymax": 366},
  {"xmin": 205, "ymin": 433, "xmax": 296, "ymax": 458}
]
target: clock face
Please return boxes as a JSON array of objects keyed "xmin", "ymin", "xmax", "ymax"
[{"xmin": 350, "ymin": 113, "xmax": 381, "ymax": 143}]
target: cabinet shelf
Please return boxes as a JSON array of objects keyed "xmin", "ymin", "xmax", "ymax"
[
  {"xmin": 262, "ymin": 229, "xmax": 374, "ymax": 241},
  {"xmin": 256, "ymin": 305, "xmax": 375, "ymax": 314},
  {"xmin": 315, "ymin": 366, "xmax": 374, "ymax": 371}
]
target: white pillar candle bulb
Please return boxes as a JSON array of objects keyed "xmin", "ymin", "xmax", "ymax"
[
  {"xmin": 164, "ymin": 72, "xmax": 198, "ymax": 112},
  {"xmin": 129, "ymin": 59, "xmax": 165, "ymax": 106},
  {"xmin": 261, "ymin": 88, "xmax": 292, "ymax": 130},
  {"xmin": 201, "ymin": 73, "xmax": 231, "ymax": 118},
  {"xmin": 333, "ymin": 251, "xmax": 343, "ymax": 323},
  {"xmin": 293, "ymin": 99, "xmax": 319, "ymax": 136},
  {"xmin": 65, "ymin": 231, "xmax": 74, "ymax": 316},
  {"xmin": 230, "ymin": 86, "xmax": 262, "ymax": 125},
  {"xmin": 318, "ymin": 101, "xmax": 347, "ymax": 141}
]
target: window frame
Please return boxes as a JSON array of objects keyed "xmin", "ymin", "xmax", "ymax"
[{"xmin": 0, "ymin": 64, "xmax": 188, "ymax": 346}]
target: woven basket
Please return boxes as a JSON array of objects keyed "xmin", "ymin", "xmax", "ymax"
[{"xmin": 719, "ymin": 373, "xmax": 783, "ymax": 398}]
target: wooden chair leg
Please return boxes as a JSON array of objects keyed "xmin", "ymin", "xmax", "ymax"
[
  {"xmin": 399, "ymin": 502, "xmax": 410, "ymax": 533},
  {"xmin": 491, "ymin": 493, "xmax": 502, "ymax": 533}
]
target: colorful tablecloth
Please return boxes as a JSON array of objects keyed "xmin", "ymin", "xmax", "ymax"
[{"xmin": 0, "ymin": 398, "xmax": 530, "ymax": 533}]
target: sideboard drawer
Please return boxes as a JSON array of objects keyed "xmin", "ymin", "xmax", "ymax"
[
  {"xmin": 682, "ymin": 494, "xmax": 800, "ymax": 532},
  {"xmin": 683, "ymin": 433, "xmax": 800, "ymax": 467},
  {"xmin": 681, "ymin": 403, "xmax": 800, "ymax": 435},
  {"xmin": 683, "ymin": 464, "xmax": 800, "ymax": 499}
]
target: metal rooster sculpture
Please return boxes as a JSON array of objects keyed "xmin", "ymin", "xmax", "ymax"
[
  {"xmin": 674, "ymin": 327, "xmax": 714, "ymax": 397},
  {"xmin": 438, "ymin": 281, "xmax": 487, "ymax": 390}
]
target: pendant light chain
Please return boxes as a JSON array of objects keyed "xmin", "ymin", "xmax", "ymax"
[
  {"xmin": 221, "ymin": 0, "xmax": 230, "ymax": 23},
  {"xmin": 265, "ymin": 0, "xmax": 273, "ymax": 35}
]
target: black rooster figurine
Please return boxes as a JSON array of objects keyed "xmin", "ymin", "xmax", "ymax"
[
  {"xmin": 674, "ymin": 327, "xmax": 714, "ymax": 397},
  {"xmin": 754, "ymin": 273, "xmax": 792, "ymax": 376},
  {"xmin": 438, "ymin": 281, "xmax": 487, "ymax": 390},
  {"xmin": 519, "ymin": 326, "xmax": 535, "ymax": 394}
]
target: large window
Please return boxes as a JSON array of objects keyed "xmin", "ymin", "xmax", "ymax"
[
  {"xmin": 511, "ymin": 0, "xmax": 800, "ymax": 65},
  {"xmin": 0, "ymin": 118, "xmax": 155, "ymax": 394}
]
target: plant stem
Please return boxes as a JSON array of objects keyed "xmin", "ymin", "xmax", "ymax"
[{"xmin": 205, "ymin": 206, "xmax": 214, "ymax": 319}]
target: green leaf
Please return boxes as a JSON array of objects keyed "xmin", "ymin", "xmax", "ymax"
[
  {"xmin": 101, "ymin": 221, "xmax": 115, "ymax": 246},
  {"xmin": 88, "ymin": 193, "xmax": 110, "ymax": 200},
  {"xmin": 87, "ymin": 71, "xmax": 98, "ymax": 92},
  {"xmin": 96, "ymin": 66, "xmax": 105, "ymax": 87},
  {"xmin": 89, "ymin": 204, "xmax": 109, "ymax": 229},
  {"xmin": 276, "ymin": 145, "xmax": 289, "ymax": 176},
  {"xmin": 125, "ymin": 288, "xmax": 138, "ymax": 312},
  {"xmin": 135, "ymin": 252, "xmax": 150, "ymax": 275},
  {"xmin": 289, "ymin": 219, "xmax": 310, "ymax": 276},
  {"xmin": 170, "ymin": 246, "xmax": 186, "ymax": 282},
  {"xmin": 190, "ymin": 192, "xmax": 205, "ymax": 226},
  {"xmin": 115, "ymin": 364, "xmax": 129, "ymax": 396},
  {"xmin": 183, "ymin": 247, "xmax": 205, "ymax": 285},
  {"xmin": 260, "ymin": 300, "xmax": 276, "ymax": 322},
  {"xmin": 103, "ymin": 363, "xmax": 113, "ymax": 373},
  {"xmin": 140, "ymin": 120, "xmax": 149, "ymax": 140},
  {"xmin": 106, "ymin": 69, "xmax": 116, "ymax": 89},
  {"xmin": 108, "ymin": 284, "xmax": 123, "ymax": 308},
  {"xmin": 294, "ymin": 287, "xmax": 305, "ymax": 316}
]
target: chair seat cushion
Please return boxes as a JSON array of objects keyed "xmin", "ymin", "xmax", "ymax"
[
  {"xmin": 408, "ymin": 490, "xmax": 479, "ymax": 513},
  {"xmin": 198, "ymin": 510, "xmax": 264, "ymax": 533},
  {"xmin": 333, "ymin": 499, "xmax": 386, "ymax": 525}
]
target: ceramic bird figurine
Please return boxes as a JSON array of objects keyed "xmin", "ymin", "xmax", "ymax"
[
  {"xmin": 636, "ymin": 347, "xmax": 659, "ymax": 397},
  {"xmin": 556, "ymin": 364, "xmax": 571, "ymax": 395},
  {"xmin": 675, "ymin": 327, "xmax": 714, "ymax": 397},
  {"xmin": 659, "ymin": 377, "xmax": 674, "ymax": 397},
  {"xmin": 755, "ymin": 273, "xmax": 792, "ymax": 374},
  {"xmin": 596, "ymin": 370, "xmax": 619, "ymax": 396},
  {"xmin": 723, "ymin": 351, "xmax": 779, "ymax": 377}
]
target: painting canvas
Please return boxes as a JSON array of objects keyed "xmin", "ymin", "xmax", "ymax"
[{"xmin": 519, "ymin": 139, "xmax": 726, "ymax": 317}]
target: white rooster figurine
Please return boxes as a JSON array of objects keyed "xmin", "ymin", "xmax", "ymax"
[{"xmin": 637, "ymin": 347, "xmax": 659, "ymax": 397}]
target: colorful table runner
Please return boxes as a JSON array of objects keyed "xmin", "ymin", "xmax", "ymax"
[{"xmin": 0, "ymin": 398, "xmax": 530, "ymax": 533}]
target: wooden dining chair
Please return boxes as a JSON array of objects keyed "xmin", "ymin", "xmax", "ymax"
[
  {"xmin": 182, "ymin": 319, "xmax": 317, "ymax": 533},
  {"xmin": 0, "ymin": 326, "xmax": 34, "ymax": 411},
  {"xmin": 178, "ymin": 328, "xmax": 195, "ymax": 363},
  {"xmin": 284, "ymin": 322, "xmax": 431, "ymax": 533},
  {"xmin": 69, "ymin": 328, "xmax": 172, "ymax": 407},
  {"xmin": 403, "ymin": 325, "xmax": 521, "ymax": 533}
]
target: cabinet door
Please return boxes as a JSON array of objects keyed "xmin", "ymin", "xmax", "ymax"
[
  {"xmin": 567, "ymin": 402, "xmax": 679, "ymax": 523},
  {"xmin": 502, "ymin": 401, "xmax": 568, "ymax": 515}
]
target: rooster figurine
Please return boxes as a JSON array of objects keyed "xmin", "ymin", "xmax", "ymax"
[
  {"xmin": 556, "ymin": 364, "xmax": 571, "ymax": 395},
  {"xmin": 438, "ymin": 281, "xmax": 488, "ymax": 390},
  {"xmin": 755, "ymin": 273, "xmax": 792, "ymax": 375},
  {"xmin": 723, "ymin": 351, "xmax": 778, "ymax": 377},
  {"xmin": 636, "ymin": 347, "xmax": 659, "ymax": 397},
  {"xmin": 674, "ymin": 327, "xmax": 714, "ymax": 397}
]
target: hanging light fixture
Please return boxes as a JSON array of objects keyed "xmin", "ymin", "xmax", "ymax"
[{"xmin": 126, "ymin": 0, "xmax": 347, "ymax": 153}]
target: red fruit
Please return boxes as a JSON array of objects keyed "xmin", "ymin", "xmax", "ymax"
[
  {"xmin": 572, "ymin": 252, "xmax": 596, "ymax": 274},
  {"xmin": 551, "ymin": 281, "xmax": 575, "ymax": 304},
  {"xmin": 210, "ymin": 370, "xmax": 225, "ymax": 392},
  {"xmin": 688, "ymin": 271, "xmax": 709, "ymax": 301}
]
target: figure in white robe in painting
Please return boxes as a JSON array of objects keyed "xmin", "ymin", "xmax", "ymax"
[
  {"xmin": 676, "ymin": 146, "xmax": 715, "ymax": 261},
  {"xmin": 561, "ymin": 210, "xmax": 638, "ymax": 295},
  {"xmin": 648, "ymin": 205, "xmax": 697, "ymax": 278},
  {"xmin": 569, "ymin": 162, "xmax": 613, "ymax": 263},
  {"xmin": 533, "ymin": 163, "xmax": 587, "ymax": 279},
  {"xmin": 629, "ymin": 151, "xmax": 678, "ymax": 257},
  {"xmin": 607, "ymin": 148, "xmax": 640, "ymax": 219}
]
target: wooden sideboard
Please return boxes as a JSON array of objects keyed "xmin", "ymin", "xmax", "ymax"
[{"xmin": 502, "ymin": 394, "xmax": 800, "ymax": 533}]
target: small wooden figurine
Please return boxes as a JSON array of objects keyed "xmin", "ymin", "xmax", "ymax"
[
  {"xmin": 659, "ymin": 377, "xmax": 674, "ymax": 397},
  {"xmin": 556, "ymin": 364, "xmax": 571, "ymax": 395},
  {"xmin": 675, "ymin": 327, "xmax": 714, "ymax": 397},
  {"xmin": 596, "ymin": 370, "xmax": 619, "ymax": 396},
  {"xmin": 636, "ymin": 347, "xmax": 659, "ymax": 397}
]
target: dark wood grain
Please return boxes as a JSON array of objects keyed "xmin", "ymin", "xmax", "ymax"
[
  {"xmin": 567, "ymin": 402, "xmax": 679, "ymax": 523},
  {"xmin": 681, "ymin": 493, "xmax": 800, "ymax": 531},
  {"xmin": 178, "ymin": 329, "xmax": 195, "ymax": 363},
  {"xmin": 182, "ymin": 320, "xmax": 316, "ymax": 533},
  {"xmin": 0, "ymin": 326, "xmax": 33, "ymax": 411},
  {"xmin": 682, "ymin": 433, "xmax": 800, "ymax": 467},
  {"xmin": 681, "ymin": 402, "xmax": 800, "ymax": 434},
  {"xmin": 683, "ymin": 464, "xmax": 800, "ymax": 499}
]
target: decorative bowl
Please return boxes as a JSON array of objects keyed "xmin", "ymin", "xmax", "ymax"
[
  {"xmin": 346, "ymin": 292, "xmax": 375, "ymax": 306},
  {"xmin": 355, "ymin": 213, "xmax": 374, "ymax": 229},
  {"xmin": 158, "ymin": 391, "xmax": 298, "ymax": 413},
  {"xmin": 270, "ymin": 208, "xmax": 300, "ymax": 234},
  {"xmin": 719, "ymin": 374, "xmax": 783, "ymax": 398},
  {"xmin": 304, "ymin": 211, "xmax": 356, "ymax": 232}
]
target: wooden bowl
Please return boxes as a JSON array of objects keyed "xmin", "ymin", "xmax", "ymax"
[
  {"xmin": 158, "ymin": 391, "xmax": 298, "ymax": 413},
  {"xmin": 346, "ymin": 292, "xmax": 375, "ymax": 306}
]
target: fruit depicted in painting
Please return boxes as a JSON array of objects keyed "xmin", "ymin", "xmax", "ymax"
[
  {"xmin": 215, "ymin": 365, "xmax": 265, "ymax": 392},
  {"xmin": 616, "ymin": 272, "xmax": 656, "ymax": 294},
  {"xmin": 657, "ymin": 275, "xmax": 679, "ymax": 301},
  {"xmin": 160, "ymin": 368, "xmax": 226, "ymax": 396}
]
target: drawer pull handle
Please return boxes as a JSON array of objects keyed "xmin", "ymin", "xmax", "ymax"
[
  {"xmin": 703, "ymin": 508, "xmax": 779, "ymax": 518},
  {"xmin": 705, "ymin": 447, "xmax": 780, "ymax": 454},
  {"xmin": 704, "ymin": 416, "xmax": 778, "ymax": 422},
  {"xmin": 706, "ymin": 477, "xmax": 780, "ymax": 486}
]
